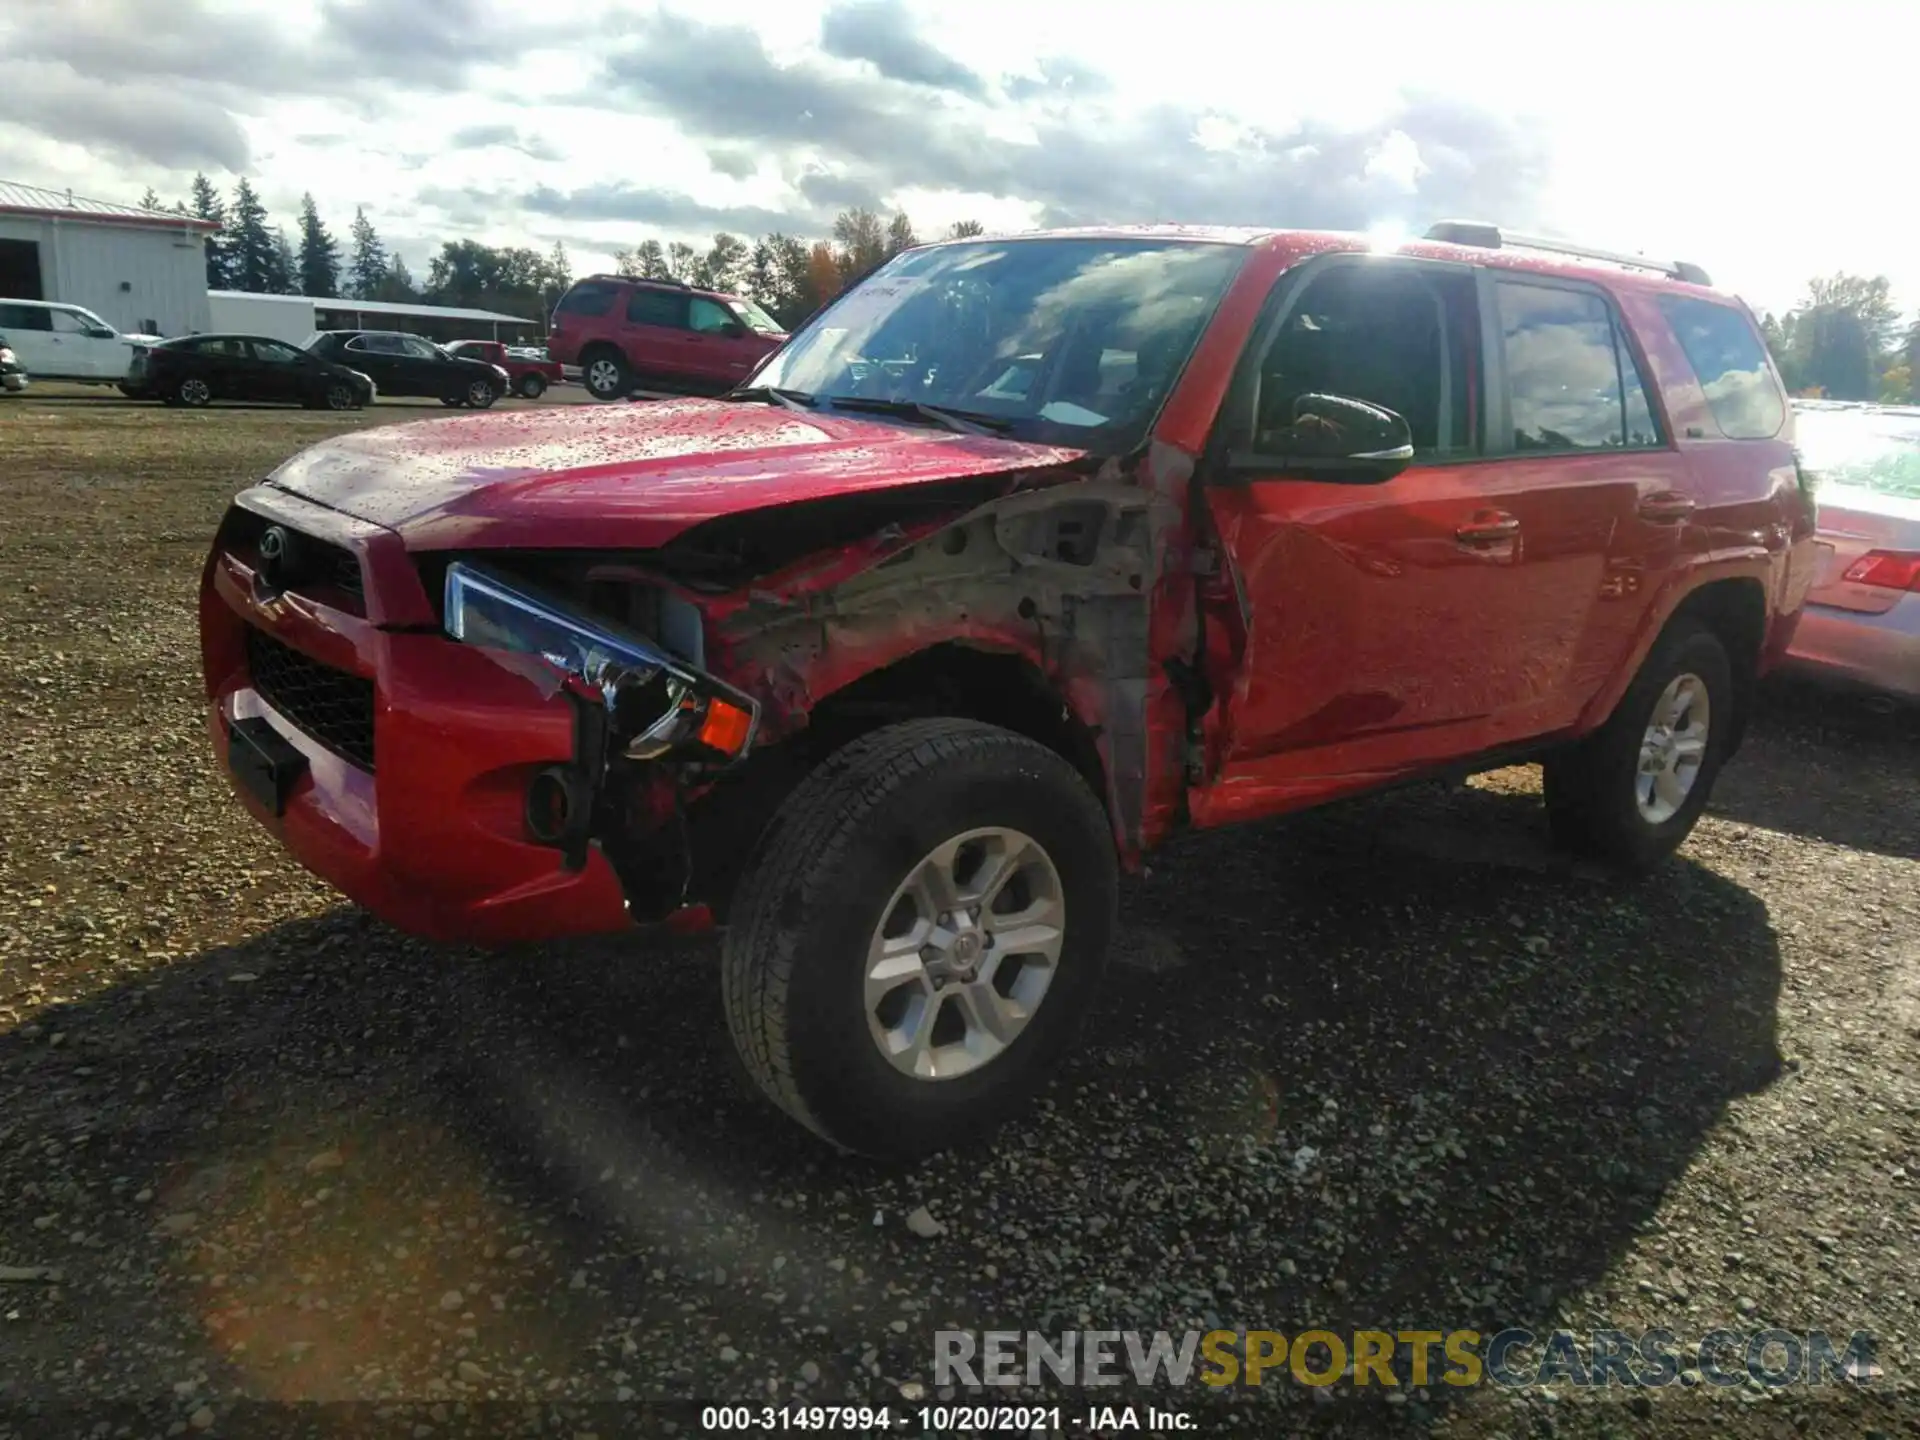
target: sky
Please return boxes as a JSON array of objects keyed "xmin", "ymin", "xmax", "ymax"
[{"xmin": 0, "ymin": 0, "xmax": 1914, "ymax": 318}]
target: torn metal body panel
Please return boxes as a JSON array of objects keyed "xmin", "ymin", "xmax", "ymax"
[{"xmin": 695, "ymin": 462, "xmax": 1184, "ymax": 861}]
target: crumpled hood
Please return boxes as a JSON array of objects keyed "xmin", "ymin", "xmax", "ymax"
[{"xmin": 265, "ymin": 397, "xmax": 1089, "ymax": 550}]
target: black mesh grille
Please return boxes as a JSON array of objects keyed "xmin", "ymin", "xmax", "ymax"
[
  {"xmin": 245, "ymin": 627, "xmax": 376, "ymax": 771},
  {"xmin": 219, "ymin": 507, "xmax": 365, "ymax": 610}
]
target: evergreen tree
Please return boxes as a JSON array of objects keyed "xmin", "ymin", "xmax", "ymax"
[
  {"xmin": 224, "ymin": 179, "xmax": 275, "ymax": 293},
  {"xmin": 296, "ymin": 193, "xmax": 341, "ymax": 298},
  {"xmin": 946, "ymin": 219, "xmax": 985, "ymax": 238},
  {"xmin": 347, "ymin": 206, "xmax": 389, "ymax": 299},
  {"xmin": 138, "ymin": 187, "xmax": 162, "ymax": 211},
  {"xmin": 267, "ymin": 227, "xmax": 299, "ymax": 296},
  {"xmin": 188, "ymin": 173, "xmax": 232, "ymax": 288}
]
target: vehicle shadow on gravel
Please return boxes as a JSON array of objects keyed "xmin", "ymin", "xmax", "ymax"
[
  {"xmin": 1706, "ymin": 680, "xmax": 1920, "ymax": 861},
  {"xmin": 0, "ymin": 784, "xmax": 1784, "ymax": 1421}
]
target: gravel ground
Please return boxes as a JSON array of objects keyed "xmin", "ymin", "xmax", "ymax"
[{"xmin": 1, "ymin": 391, "xmax": 1916, "ymax": 1438}]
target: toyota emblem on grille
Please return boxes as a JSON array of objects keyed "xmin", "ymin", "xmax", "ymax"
[{"xmin": 258, "ymin": 525, "xmax": 291, "ymax": 590}]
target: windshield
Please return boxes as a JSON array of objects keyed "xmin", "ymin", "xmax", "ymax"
[
  {"xmin": 1792, "ymin": 404, "xmax": 1920, "ymax": 500},
  {"xmin": 727, "ymin": 297, "xmax": 785, "ymax": 335},
  {"xmin": 750, "ymin": 237, "xmax": 1248, "ymax": 449}
]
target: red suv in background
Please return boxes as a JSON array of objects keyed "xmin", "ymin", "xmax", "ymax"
[{"xmin": 548, "ymin": 274, "xmax": 789, "ymax": 400}]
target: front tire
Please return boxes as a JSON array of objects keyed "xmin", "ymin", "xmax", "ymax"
[
  {"xmin": 1543, "ymin": 619, "xmax": 1734, "ymax": 872},
  {"xmin": 518, "ymin": 373, "xmax": 547, "ymax": 400},
  {"xmin": 465, "ymin": 379, "xmax": 497, "ymax": 409},
  {"xmin": 722, "ymin": 719, "xmax": 1116, "ymax": 1160}
]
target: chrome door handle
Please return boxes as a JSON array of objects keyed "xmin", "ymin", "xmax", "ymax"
[{"xmin": 1455, "ymin": 511, "xmax": 1521, "ymax": 544}]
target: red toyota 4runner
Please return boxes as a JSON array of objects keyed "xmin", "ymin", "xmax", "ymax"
[
  {"xmin": 547, "ymin": 273, "xmax": 788, "ymax": 400},
  {"xmin": 200, "ymin": 223, "xmax": 1816, "ymax": 1158}
]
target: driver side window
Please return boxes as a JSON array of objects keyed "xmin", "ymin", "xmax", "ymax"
[
  {"xmin": 1253, "ymin": 262, "xmax": 1480, "ymax": 459},
  {"xmin": 688, "ymin": 297, "xmax": 734, "ymax": 334}
]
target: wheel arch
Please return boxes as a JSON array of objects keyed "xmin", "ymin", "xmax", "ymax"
[
  {"xmin": 683, "ymin": 641, "xmax": 1113, "ymax": 922},
  {"xmin": 1578, "ymin": 567, "xmax": 1771, "ymax": 755},
  {"xmin": 1666, "ymin": 576, "xmax": 1767, "ymax": 757}
]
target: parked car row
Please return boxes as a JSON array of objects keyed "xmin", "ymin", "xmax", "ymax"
[{"xmin": 0, "ymin": 297, "xmax": 570, "ymax": 410}]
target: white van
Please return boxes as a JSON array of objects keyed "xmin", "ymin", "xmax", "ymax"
[{"xmin": 0, "ymin": 300, "xmax": 137, "ymax": 382}]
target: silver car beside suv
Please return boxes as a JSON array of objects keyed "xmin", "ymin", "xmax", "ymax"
[{"xmin": 1782, "ymin": 400, "xmax": 1920, "ymax": 704}]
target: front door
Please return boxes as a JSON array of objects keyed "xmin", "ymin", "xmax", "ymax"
[
  {"xmin": 245, "ymin": 339, "xmax": 306, "ymax": 403},
  {"xmin": 396, "ymin": 334, "xmax": 457, "ymax": 396},
  {"xmin": 1190, "ymin": 255, "xmax": 1649, "ymax": 818},
  {"xmin": 51, "ymin": 307, "xmax": 125, "ymax": 379},
  {"xmin": 687, "ymin": 295, "xmax": 759, "ymax": 388}
]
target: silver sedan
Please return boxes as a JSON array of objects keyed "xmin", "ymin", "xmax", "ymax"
[{"xmin": 1780, "ymin": 401, "xmax": 1920, "ymax": 704}]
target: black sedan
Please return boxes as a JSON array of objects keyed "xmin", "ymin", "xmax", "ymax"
[
  {"xmin": 304, "ymin": 330, "xmax": 506, "ymax": 407},
  {"xmin": 124, "ymin": 334, "xmax": 374, "ymax": 410}
]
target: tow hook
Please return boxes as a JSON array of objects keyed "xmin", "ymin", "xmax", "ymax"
[{"xmin": 533, "ymin": 676, "xmax": 612, "ymax": 872}]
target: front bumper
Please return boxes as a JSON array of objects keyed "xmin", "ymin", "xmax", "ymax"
[
  {"xmin": 200, "ymin": 487, "xmax": 633, "ymax": 945},
  {"xmin": 1778, "ymin": 594, "xmax": 1920, "ymax": 703}
]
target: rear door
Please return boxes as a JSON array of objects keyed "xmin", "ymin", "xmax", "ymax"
[
  {"xmin": 0, "ymin": 303, "xmax": 56, "ymax": 375},
  {"xmin": 622, "ymin": 287, "xmax": 693, "ymax": 382},
  {"xmin": 342, "ymin": 334, "xmax": 402, "ymax": 393},
  {"xmin": 192, "ymin": 336, "xmax": 250, "ymax": 397}
]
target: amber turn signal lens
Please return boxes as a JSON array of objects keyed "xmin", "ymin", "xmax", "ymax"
[{"xmin": 696, "ymin": 698, "xmax": 753, "ymax": 755}]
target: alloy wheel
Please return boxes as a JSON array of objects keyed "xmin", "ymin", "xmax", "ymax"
[
  {"xmin": 1636, "ymin": 672, "xmax": 1710, "ymax": 824},
  {"xmin": 863, "ymin": 827, "xmax": 1065, "ymax": 1080}
]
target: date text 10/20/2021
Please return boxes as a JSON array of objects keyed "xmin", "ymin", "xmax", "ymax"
[{"xmin": 698, "ymin": 1404, "xmax": 1196, "ymax": 1431}]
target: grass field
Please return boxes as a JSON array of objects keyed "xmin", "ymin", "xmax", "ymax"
[{"xmin": 0, "ymin": 389, "xmax": 1915, "ymax": 1433}]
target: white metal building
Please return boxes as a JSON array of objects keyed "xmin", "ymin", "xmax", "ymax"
[
  {"xmin": 208, "ymin": 291, "xmax": 538, "ymax": 346},
  {"xmin": 0, "ymin": 180, "xmax": 217, "ymax": 337}
]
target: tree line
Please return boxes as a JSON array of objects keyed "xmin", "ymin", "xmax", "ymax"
[
  {"xmin": 143, "ymin": 175, "xmax": 574, "ymax": 326},
  {"xmin": 142, "ymin": 175, "xmax": 1920, "ymax": 394},
  {"xmin": 144, "ymin": 174, "xmax": 982, "ymax": 333},
  {"xmin": 1759, "ymin": 275, "xmax": 1920, "ymax": 404}
]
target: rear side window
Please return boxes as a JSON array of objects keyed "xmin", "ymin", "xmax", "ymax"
[
  {"xmin": 1656, "ymin": 296, "xmax": 1784, "ymax": 439},
  {"xmin": 627, "ymin": 288, "xmax": 687, "ymax": 328},
  {"xmin": 0, "ymin": 304, "xmax": 52, "ymax": 331},
  {"xmin": 1495, "ymin": 280, "xmax": 1662, "ymax": 451},
  {"xmin": 556, "ymin": 281, "xmax": 618, "ymax": 317}
]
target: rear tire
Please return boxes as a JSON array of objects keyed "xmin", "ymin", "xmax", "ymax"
[
  {"xmin": 174, "ymin": 376, "xmax": 211, "ymax": 408},
  {"xmin": 1543, "ymin": 619, "xmax": 1734, "ymax": 872},
  {"xmin": 722, "ymin": 719, "xmax": 1116, "ymax": 1160},
  {"xmin": 518, "ymin": 373, "xmax": 547, "ymax": 400},
  {"xmin": 581, "ymin": 350, "xmax": 630, "ymax": 402}
]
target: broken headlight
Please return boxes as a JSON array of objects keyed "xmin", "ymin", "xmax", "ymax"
[{"xmin": 442, "ymin": 560, "xmax": 758, "ymax": 762}]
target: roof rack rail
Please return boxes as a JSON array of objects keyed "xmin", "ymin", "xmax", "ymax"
[
  {"xmin": 582, "ymin": 271, "xmax": 690, "ymax": 289},
  {"xmin": 1423, "ymin": 220, "xmax": 1712, "ymax": 288}
]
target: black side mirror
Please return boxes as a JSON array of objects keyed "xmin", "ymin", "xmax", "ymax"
[{"xmin": 1223, "ymin": 393, "xmax": 1414, "ymax": 485}]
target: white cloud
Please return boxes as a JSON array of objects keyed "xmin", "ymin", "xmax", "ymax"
[{"xmin": 0, "ymin": 0, "xmax": 1912, "ymax": 316}]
